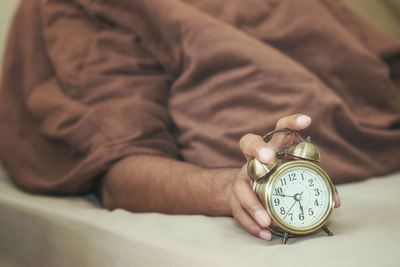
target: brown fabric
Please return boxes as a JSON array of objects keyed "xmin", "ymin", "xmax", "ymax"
[{"xmin": 0, "ymin": 0, "xmax": 399, "ymax": 194}]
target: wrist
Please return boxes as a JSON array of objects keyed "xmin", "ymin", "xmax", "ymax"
[{"xmin": 198, "ymin": 167, "xmax": 238, "ymax": 216}]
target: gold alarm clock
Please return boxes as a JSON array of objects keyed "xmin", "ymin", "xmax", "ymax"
[{"xmin": 247, "ymin": 128, "xmax": 335, "ymax": 244}]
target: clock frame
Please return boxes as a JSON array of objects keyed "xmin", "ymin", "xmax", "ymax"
[{"xmin": 247, "ymin": 128, "xmax": 336, "ymax": 244}]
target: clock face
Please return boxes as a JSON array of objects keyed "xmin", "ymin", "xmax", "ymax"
[{"xmin": 269, "ymin": 165, "xmax": 331, "ymax": 230}]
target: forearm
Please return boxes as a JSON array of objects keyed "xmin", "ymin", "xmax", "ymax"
[{"xmin": 99, "ymin": 155, "xmax": 238, "ymax": 216}]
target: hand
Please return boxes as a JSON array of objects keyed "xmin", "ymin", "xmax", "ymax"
[{"xmin": 229, "ymin": 114, "xmax": 317, "ymax": 241}]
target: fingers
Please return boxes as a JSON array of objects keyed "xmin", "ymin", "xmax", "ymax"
[
  {"xmin": 268, "ymin": 114, "xmax": 312, "ymax": 151},
  {"xmin": 239, "ymin": 114, "xmax": 312, "ymax": 162},
  {"xmin": 275, "ymin": 114, "xmax": 312, "ymax": 131},
  {"xmin": 230, "ymin": 167, "xmax": 272, "ymax": 241},
  {"xmin": 231, "ymin": 196, "xmax": 272, "ymax": 240},
  {"xmin": 239, "ymin": 133, "xmax": 275, "ymax": 163},
  {"xmin": 334, "ymin": 186, "xmax": 341, "ymax": 208},
  {"xmin": 233, "ymin": 177, "xmax": 271, "ymax": 228}
]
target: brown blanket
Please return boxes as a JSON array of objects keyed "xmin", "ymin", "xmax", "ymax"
[{"xmin": 0, "ymin": 0, "xmax": 399, "ymax": 194}]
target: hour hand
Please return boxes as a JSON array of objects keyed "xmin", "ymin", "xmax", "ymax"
[{"xmin": 273, "ymin": 194, "xmax": 294, "ymax": 198}]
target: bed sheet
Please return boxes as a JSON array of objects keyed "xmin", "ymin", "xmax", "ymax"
[{"xmin": 1, "ymin": 166, "xmax": 399, "ymax": 267}]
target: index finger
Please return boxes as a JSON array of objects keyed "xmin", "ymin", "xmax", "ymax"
[
  {"xmin": 269, "ymin": 114, "xmax": 312, "ymax": 151},
  {"xmin": 275, "ymin": 114, "xmax": 312, "ymax": 131},
  {"xmin": 239, "ymin": 133, "xmax": 275, "ymax": 164}
]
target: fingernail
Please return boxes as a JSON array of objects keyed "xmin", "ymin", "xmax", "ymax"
[
  {"xmin": 254, "ymin": 210, "xmax": 270, "ymax": 228},
  {"xmin": 259, "ymin": 230, "xmax": 272, "ymax": 241},
  {"xmin": 258, "ymin": 147, "xmax": 274, "ymax": 163},
  {"xmin": 296, "ymin": 115, "xmax": 311, "ymax": 126}
]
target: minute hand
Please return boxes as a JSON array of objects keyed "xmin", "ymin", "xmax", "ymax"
[
  {"xmin": 283, "ymin": 200, "xmax": 297, "ymax": 220},
  {"xmin": 299, "ymin": 200, "xmax": 304, "ymax": 214}
]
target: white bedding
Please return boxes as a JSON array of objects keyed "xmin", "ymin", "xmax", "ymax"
[{"xmin": 1, "ymin": 166, "xmax": 399, "ymax": 267}]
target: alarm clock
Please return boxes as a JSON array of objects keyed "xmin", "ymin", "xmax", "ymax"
[{"xmin": 247, "ymin": 128, "xmax": 335, "ymax": 244}]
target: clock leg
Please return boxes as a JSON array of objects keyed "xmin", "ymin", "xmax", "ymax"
[
  {"xmin": 282, "ymin": 232, "xmax": 289, "ymax": 244},
  {"xmin": 322, "ymin": 226, "xmax": 333, "ymax": 236}
]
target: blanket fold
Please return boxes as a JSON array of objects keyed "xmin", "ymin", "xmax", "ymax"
[{"xmin": 0, "ymin": 0, "xmax": 399, "ymax": 193}]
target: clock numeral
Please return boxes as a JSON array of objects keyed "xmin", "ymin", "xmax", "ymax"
[
  {"xmin": 288, "ymin": 173, "xmax": 296, "ymax": 181},
  {"xmin": 280, "ymin": 178, "xmax": 287, "ymax": 186},
  {"xmin": 301, "ymin": 173, "xmax": 305, "ymax": 181},
  {"xmin": 308, "ymin": 208, "xmax": 314, "ymax": 216},
  {"xmin": 314, "ymin": 188, "xmax": 320, "ymax": 196},
  {"xmin": 288, "ymin": 213, "xmax": 293, "ymax": 221},
  {"xmin": 308, "ymin": 179, "xmax": 314, "ymax": 187},
  {"xmin": 275, "ymin": 187, "xmax": 283, "ymax": 195},
  {"xmin": 274, "ymin": 198, "xmax": 280, "ymax": 206},
  {"xmin": 314, "ymin": 199, "xmax": 320, "ymax": 207},
  {"xmin": 280, "ymin": 207, "xmax": 286, "ymax": 215},
  {"xmin": 299, "ymin": 213, "xmax": 305, "ymax": 221}
]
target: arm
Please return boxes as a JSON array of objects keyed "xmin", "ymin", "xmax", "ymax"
[
  {"xmin": 99, "ymin": 114, "xmax": 339, "ymax": 241},
  {"xmin": 100, "ymin": 155, "xmax": 237, "ymax": 216}
]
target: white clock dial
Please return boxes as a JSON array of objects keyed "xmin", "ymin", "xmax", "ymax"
[{"xmin": 270, "ymin": 166, "xmax": 330, "ymax": 229}]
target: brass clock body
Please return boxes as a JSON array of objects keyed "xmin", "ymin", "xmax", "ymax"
[{"xmin": 247, "ymin": 128, "xmax": 336, "ymax": 244}]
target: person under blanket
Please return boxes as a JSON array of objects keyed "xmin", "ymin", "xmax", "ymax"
[{"xmin": 0, "ymin": 0, "xmax": 399, "ymax": 241}]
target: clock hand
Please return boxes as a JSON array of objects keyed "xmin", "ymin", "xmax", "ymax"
[
  {"xmin": 272, "ymin": 194, "xmax": 295, "ymax": 198},
  {"xmin": 283, "ymin": 200, "xmax": 297, "ymax": 220},
  {"xmin": 298, "ymin": 192, "xmax": 304, "ymax": 214},
  {"xmin": 299, "ymin": 201, "xmax": 304, "ymax": 214}
]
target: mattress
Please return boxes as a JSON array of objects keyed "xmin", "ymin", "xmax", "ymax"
[{"xmin": 1, "ymin": 166, "xmax": 399, "ymax": 267}]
